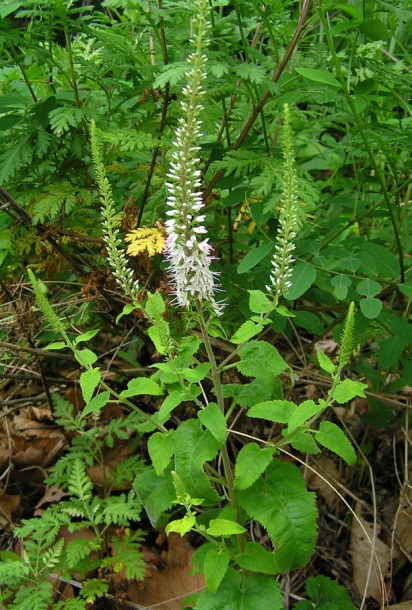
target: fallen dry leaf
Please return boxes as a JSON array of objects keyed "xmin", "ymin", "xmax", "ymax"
[{"xmin": 351, "ymin": 503, "xmax": 392, "ymax": 604}]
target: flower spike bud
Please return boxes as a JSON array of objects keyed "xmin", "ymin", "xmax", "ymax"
[
  {"xmin": 164, "ymin": 0, "xmax": 222, "ymax": 315},
  {"xmin": 337, "ymin": 302, "xmax": 356, "ymax": 367}
]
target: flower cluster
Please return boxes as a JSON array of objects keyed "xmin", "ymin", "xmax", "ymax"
[
  {"xmin": 267, "ymin": 104, "xmax": 299, "ymax": 299},
  {"xmin": 164, "ymin": 0, "xmax": 221, "ymax": 315}
]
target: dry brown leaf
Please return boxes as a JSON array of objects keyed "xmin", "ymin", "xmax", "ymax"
[
  {"xmin": 127, "ymin": 534, "xmax": 204, "ymax": 609},
  {"xmin": 305, "ymin": 458, "xmax": 344, "ymax": 513},
  {"xmin": 392, "ymin": 483, "xmax": 412, "ymax": 567},
  {"xmin": 0, "ymin": 488, "xmax": 20, "ymax": 521},
  {"xmin": 350, "ymin": 503, "xmax": 392, "ymax": 604}
]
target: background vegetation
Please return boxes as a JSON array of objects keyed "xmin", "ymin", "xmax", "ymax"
[{"xmin": 0, "ymin": 0, "xmax": 411, "ymax": 608}]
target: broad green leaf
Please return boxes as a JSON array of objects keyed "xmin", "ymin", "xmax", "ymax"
[
  {"xmin": 206, "ymin": 519, "xmax": 246, "ymax": 537},
  {"xmin": 237, "ymin": 341, "xmax": 289, "ymax": 378},
  {"xmin": 165, "ymin": 515, "xmax": 196, "ymax": 536},
  {"xmin": 194, "ymin": 568, "xmax": 283, "ymax": 610},
  {"xmin": 378, "ymin": 336, "xmax": 404, "ymax": 369},
  {"xmin": 302, "ymin": 574, "xmax": 356, "ymax": 610},
  {"xmin": 359, "ymin": 18, "xmax": 388, "ymax": 41},
  {"xmin": 238, "ymin": 460, "xmax": 318, "ymax": 571},
  {"xmin": 285, "ymin": 263, "xmax": 317, "ymax": 300},
  {"xmin": 198, "ymin": 402, "xmax": 227, "ymax": 446},
  {"xmin": 248, "ymin": 400, "xmax": 296, "ymax": 423},
  {"xmin": 399, "ymin": 281, "xmax": 412, "ymax": 298},
  {"xmin": 203, "ymin": 549, "xmax": 230, "ymax": 594},
  {"xmin": 317, "ymin": 350, "xmax": 336, "ymax": 374},
  {"xmin": 231, "ymin": 320, "xmax": 263, "ymax": 344},
  {"xmin": 157, "ymin": 389, "xmax": 192, "ymax": 425},
  {"xmin": 173, "ymin": 419, "xmax": 220, "ymax": 503},
  {"xmin": 223, "ymin": 376, "xmax": 283, "ymax": 409},
  {"xmin": 315, "ymin": 422, "xmax": 356, "ymax": 465},
  {"xmin": 289, "ymin": 431, "xmax": 320, "ymax": 454},
  {"xmin": 116, "ymin": 303, "xmax": 135, "ymax": 324},
  {"xmin": 287, "ymin": 400, "xmax": 322, "ymax": 433},
  {"xmin": 359, "ymin": 296, "xmax": 382, "ymax": 319},
  {"xmin": 237, "ymin": 242, "xmax": 273, "ymax": 274},
  {"xmin": 333, "ymin": 379, "xmax": 367, "ymax": 403},
  {"xmin": 295, "ymin": 67, "xmax": 340, "ymax": 87},
  {"xmin": 80, "ymin": 391, "xmax": 110, "ymax": 418},
  {"xmin": 235, "ymin": 542, "xmax": 278, "ymax": 574},
  {"xmin": 148, "ymin": 431, "xmax": 174, "ymax": 476},
  {"xmin": 75, "ymin": 348, "xmax": 98, "ymax": 366},
  {"xmin": 146, "ymin": 290, "xmax": 166, "ymax": 316},
  {"xmin": 331, "ymin": 274, "xmax": 351, "ymax": 300},
  {"xmin": 119, "ymin": 377, "xmax": 163, "ymax": 399},
  {"xmin": 356, "ymin": 278, "xmax": 381, "ymax": 297},
  {"xmin": 134, "ymin": 468, "xmax": 175, "ymax": 527},
  {"xmin": 393, "ymin": 317, "xmax": 412, "ymax": 345},
  {"xmin": 249, "ymin": 290, "xmax": 272, "ymax": 314},
  {"xmin": 181, "ymin": 362, "xmax": 211, "ymax": 382},
  {"xmin": 234, "ymin": 443, "xmax": 274, "ymax": 490},
  {"xmin": 147, "ymin": 323, "xmax": 171, "ymax": 356},
  {"xmin": 80, "ymin": 368, "xmax": 101, "ymax": 404},
  {"xmin": 360, "ymin": 242, "xmax": 399, "ymax": 279}
]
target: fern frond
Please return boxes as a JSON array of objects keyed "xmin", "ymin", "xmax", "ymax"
[
  {"xmin": 0, "ymin": 134, "xmax": 33, "ymax": 183},
  {"xmin": 210, "ymin": 150, "xmax": 267, "ymax": 179},
  {"xmin": 49, "ymin": 106, "xmax": 85, "ymax": 134},
  {"xmin": 68, "ymin": 459, "xmax": 93, "ymax": 501}
]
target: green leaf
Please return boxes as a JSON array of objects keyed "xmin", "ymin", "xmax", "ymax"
[
  {"xmin": 43, "ymin": 341, "xmax": 67, "ymax": 351},
  {"xmin": 399, "ymin": 281, "xmax": 412, "ymax": 298},
  {"xmin": 317, "ymin": 350, "xmax": 336, "ymax": 374},
  {"xmin": 235, "ymin": 542, "xmax": 278, "ymax": 574},
  {"xmin": 173, "ymin": 419, "xmax": 220, "ymax": 503},
  {"xmin": 198, "ymin": 402, "xmax": 227, "ymax": 446},
  {"xmin": 74, "ymin": 329, "xmax": 100, "ymax": 345},
  {"xmin": 359, "ymin": 296, "xmax": 382, "ymax": 319},
  {"xmin": 234, "ymin": 443, "xmax": 274, "ymax": 490},
  {"xmin": 206, "ymin": 519, "xmax": 246, "ymax": 537},
  {"xmin": 146, "ymin": 290, "xmax": 166, "ymax": 316},
  {"xmin": 134, "ymin": 468, "xmax": 175, "ymax": 527},
  {"xmin": 203, "ymin": 549, "xmax": 230, "ymax": 594},
  {"xmin": 80, "ymin": 391, "xmax": 110, "ymax": 418},
  {"xmin": 157, "ymin": 389, "xmax": 192, "ymax": 425},
  {"xmin": 231, "ymin": 320, "xmax": 263, "ymax": 344},
  {"xmin": 249, "ymin": 290, "xmax": 272, "ymax": 314},
  {"xmin": 315, "ymin": 422, "xmax": 356, "ymax": 465},
  {"xmin": 379, "ymin": 336, "xmax": 405, "ymax": 369},
  {"xmin": 237, "ymin": 460, "xmax": 317, "ymax": 571},
  {"xmin": 302, "ymin": 574, "xmax": 356, "ymax": 609},
  {"xmin": 165, "ymin": 515, "xmax": 196, "ymax": 536},
  {"xmin": 195, "ymin": 569, "xmax": 283, "ymax": 610},
  {"xmin": 248, "ymin": 400, "xmax": 296, "ymax": 423},
  {"xmin": 331, "ymin": 274, "xmax": 351, "ymax": 300},
  {"xmin": 75, "ymin": 348, "xmax": 98, "ymax": 366},
  {"xmin": 80, "ymin": 368, "xmax": 101, "ymax": 404},
  {"xmin": 116, "ymin": 303, "xmax": 135, "ymax": 324},
  {"xmin": 180, "ymin": 362, "xmax": 211, "ymax": 382},
  {"xmin": 234, "ymin": 63, "xmax": 267, "ymax": 85},
  {"xmin": 119, "ymin": 377, "xmax": 163, "ymax": 399},
  {"xmin": 356, "ymin": 278, "xmax": 381, "ymax": 297},
  {"xmin": 285, "ymin": 263, "xmax": 317, "ymax": 300},
  {"xmin": 333, "ymin": 379, "xmax": 367, "ymax": 403},
  {"xmin": 237, "ymin": 242, "xmax": 273, "ymax": 274},
  {"xmin": 295, "ymin": 67, "xmax": 340, "ymax": 87},
  {"xmin": 287, "ymin": 400, "xmax": 322, "ymax": 433},
  {"xmin": 237, "ymin": 341, "xmax": 288, "ymax": 378},
  {"xmin": 289, "ymin": 431, "xmax": 320, "ymax": 454},
  {"xmin": 148, "ymin": 431, "xmax": 175, "ymax": 476}
]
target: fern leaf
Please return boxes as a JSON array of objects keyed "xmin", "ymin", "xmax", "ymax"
[
  {"xmin": 68, "ymin": 459, "xmax": 93, "ymax": 501},
  {"xmin": 0, "ymin": 135, "xmax": 33, "ymax": 183},
  {"xmin": 49, "ymin": 106, "xmax": 84, "ymax": 134}
]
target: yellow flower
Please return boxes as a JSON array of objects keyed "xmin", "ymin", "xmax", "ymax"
[{"xmin": 125, "ymin": 227, "xmax": 166, "ymax": 257}]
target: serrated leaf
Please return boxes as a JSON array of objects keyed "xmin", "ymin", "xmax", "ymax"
[
  {"xmin": 80, "ymin": 391, "xmax": 110, "ymax": 418},
  {"xmin": 249, "ymin": 290, "xmax": 272, "ymax": 314},
  {"xmin": 237, "ymin": 341, "xmax": 288, "ymax": 378},
  {"xmin": 206, "ymin": 518, "xmax": 246, "ymax": 537},
  {"xmin": 75, "ymin": 348, "xmax": 98, "ymax": 366},
  {"xmin": 235, "ymin": 542, "xmax": 278, "ymax": 574},
  {"xmin": 234, "ymin": 443, "xmax": 274, "ymax": 490},
  {"xmin": 157, "ymin": 389, "xmax": 191, "ymax": 425},
  {"xmin": 248, "ymin": 400, "xmax": 296, "ymax": 423},
  {"xmin": 148, "ymin": 431, "xmax": 174, "ymax": 476},
  {"xmin": 317, "ymin": 350, "xmax": 336, "ymax": 374},
  {"xmin": 237, "ymin": 460, "xmax": 318, "ymax": 571},
  {"xmin": 289, "ymin": 431, "xmax": 321, "ymax": 454},
  {"xmin": 180, "ymin": 362, "xmax": 211, "ymax": 382},
  {"xmin": 119, "ymin": 377, "xmax": 163, "ymax": 399},
  {"xmin": 203, "ymin": 549, "xmax": 230, "ymax": 593},
  {"xmin": 287, "ymin": 400, "xmax": 322, "ymax": 433},
  {"xmin": 333, "ymin": 379, "xmax": 367, "ymax": 403},
  {"xmin": 234, "ymin": 63, "xmax": 267, "ymax": 84},
  {"xmin": 198, "ymin": 402, "xmax": 227, "ymax": 446},
  {"xmin": 194, "ymin": 568, "xmax": 283, "ymax": 610},
  {"xmin": 315, "ymin": 422, "xmax": 356, "ymax": 465},
  {"xmin": 80, "ymin": 368, "xmax": 101, "ymax": 404},
  {"xmin": 231, "ymin": 320, "xmax": 263, "ymax": 344},
  {"xmin": 134, "ymin": 467, "xmax": 175, "ymax": 527},
  {"xmin": 304, "ymin": 574, "xmax": 356, "ymax": 609},
  {"xmin": 165, "ymin": 515, "xmax": 196, "ymax": 536},
  {"xmin": 173, "ymin": 419, "xmax": 220, "ymax": 503}
]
